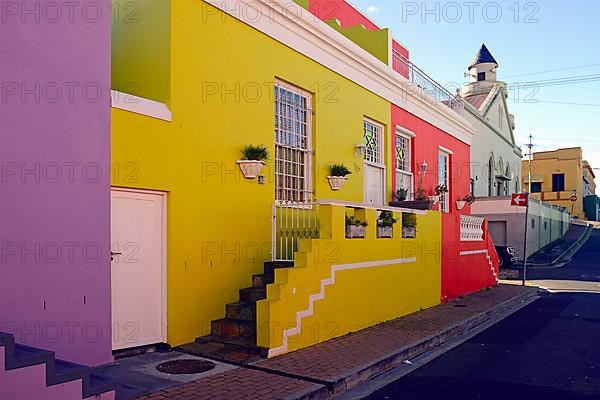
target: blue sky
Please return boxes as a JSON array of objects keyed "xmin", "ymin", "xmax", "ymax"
[{"xmin": 350, "ymin": 0, "xmax": 600, "ymax": 168}]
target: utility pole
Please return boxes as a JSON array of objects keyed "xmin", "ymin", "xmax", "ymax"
[{"xmin": 523, "ymin": 134, "xmax": 534, "ymax": 286}]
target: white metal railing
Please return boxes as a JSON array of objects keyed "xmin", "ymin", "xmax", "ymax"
[
  {"xmin": 460, "ymin": 215, "xmax": 485, "ymax": 241},
  {"xmin": 272, "ymin": 201, "xmax": 320, "ymax": 261}
]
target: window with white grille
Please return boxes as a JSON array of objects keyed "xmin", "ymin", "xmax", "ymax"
[
  {"xmin": 395, "ymin": 132, "xmax": 413, "ymax": 200},
  {"xmin": 438, "ymin": 151, "xmax": 450, "ymax": 213},
  {"xmin": 274, "ymin": 83, "xmax": 313, "ymax": 203},
  {"xmin": 364, "ymin": 120, "xmax": 383, "ymax": 165}
]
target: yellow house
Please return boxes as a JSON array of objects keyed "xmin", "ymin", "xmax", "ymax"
[
  {"xmin": 108, "ymin": 0, "xmax": 481, "ymax": 358},
  {"xmin": 522, "ymin": 147, "xmax": 584, "ymax": 218}
]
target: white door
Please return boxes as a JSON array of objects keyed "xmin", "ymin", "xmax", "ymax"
[
  {"xmin": 364, "ymin": 120, "xmax": 385, "ymax": 206},
  {"xmin": 111, "ymin": 189, "xmax": 166, "ymax": 350}
]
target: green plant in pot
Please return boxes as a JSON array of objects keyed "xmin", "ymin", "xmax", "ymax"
[
  {"xmin": 402, "ymin": 213, "xmax": 417, "ymax": 238},
  {"xmin": 396, "ymin": 188, "xmax": 409, "ymax": 201},
  {"xmin": 328, "ymin": 164, "xmax": 352, "ymax": 191},
  {"xmin": 237, "ymin": 145, "xmax": 269, "ymax": 179},
  {"xmin": 377, "ymin": 211, "xmax": 397, "ymax": 238},
  {"xmin": 345, "ymin": 214, "xmax": 367, "ymax": 238}
]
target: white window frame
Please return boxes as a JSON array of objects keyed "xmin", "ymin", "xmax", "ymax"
[
  {"xmin": 274, "ymin": 80, "xmax": 313, "ymax": 203},
  {"xmin": 363, "ymin": 119, "xmax": 385, "ymax": 167},
  {"xmin": 438, "ymin": 149, "xmax": 451, "ymax": 213},
  {"xmin": 395, "ymin": 126, "xmax": 415, "ymax": 201}
]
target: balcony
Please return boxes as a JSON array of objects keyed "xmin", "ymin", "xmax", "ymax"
[{"xmin": 392, "ymin": 50, "xmax": 463, "ymax": 114}]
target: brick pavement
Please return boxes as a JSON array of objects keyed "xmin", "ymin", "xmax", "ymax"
[{"xmin": 138, "ymin": 285, "xmax": 536, "ymax": 400}]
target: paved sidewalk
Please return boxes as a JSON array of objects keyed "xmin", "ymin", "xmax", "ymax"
[
  {"xmin": 526, "ymin": 224, "xmax": 590, "ymax": 266},
  {"xmin": 138, "ymin": 285, "xmax": 537, "ymax": 400}
]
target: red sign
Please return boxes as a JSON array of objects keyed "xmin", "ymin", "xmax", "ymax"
[{"xmin": 511, "ymin": 193, "xmax": 528, "ymax": 207}]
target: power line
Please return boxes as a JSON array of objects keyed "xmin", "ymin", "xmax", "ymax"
[
  {"xmin": 507, "ymin": 73, "xmax": 600, "ymax": 88},
  {"xmin": 503, "ymin": 64, "xmax": 600, "ymax": 79}
]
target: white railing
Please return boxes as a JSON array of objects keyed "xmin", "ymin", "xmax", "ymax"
[
  {"xmin": 272, "ymin": 201, "xmax": 319, "ymax": 261},
  {"xmin": 460, "ymin": 215, "xmax": 485, "ymax": 241}
]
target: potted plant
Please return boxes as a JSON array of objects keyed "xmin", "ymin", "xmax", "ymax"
[
  {"xmin": 402, "ymin": 213, "xmax": 417, "ymax": 238},
  {"xmin": 456, "ymin": 193, "xmax": 473, "ymax": 210},
  {"xmin": 377, "ymin": 211, "xmax": 397, "ymax": 238},
  {"xmin": 328, "ymin": 164, "xmax": 352, "ymax": 191},
  {"xmin": 237, "ymin": 145, "xmax": 269, "ymax": 179},
  {"xmin": 345, "ymin": 215, "xmax": 367, "ymax": 239},
  {"xmin": 389, "ymin": 187, "xmax": 436, "ymax": 211},
  {"xmin": 395, "ymin": 188, "xmax": 409, "ymax": 202}
]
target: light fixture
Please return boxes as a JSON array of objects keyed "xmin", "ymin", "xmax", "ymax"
[
  {"xmin": 355, "ymin": 144, "xmax": 366, "ymax": 157},
  {"xmin": 421, "ymin": 161, "xmax": 428, "ymax": 174}
]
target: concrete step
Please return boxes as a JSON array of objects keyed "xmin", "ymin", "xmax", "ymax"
[
  {"xmin": 264, "ymin": 261, "xmax": 294, "ymax": 276},
  {"xmin": 211, "ymin": 319, "xmax": 256, "ymax": 340},
  {"xmin": 239, "ymin": 287, "xmax": 267, "ymax": 303},
  {"xmin": 252, "ymin": 273, "xmax": 275, "ymax": 288},
  {"xmin": 226, "ymin": 302, "xmax": 256, "ymax": 321}
]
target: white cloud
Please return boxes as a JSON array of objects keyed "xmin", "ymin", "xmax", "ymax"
[{"xmin": 366, "ymin": 5, "xmax": 379, "ymax": 13}]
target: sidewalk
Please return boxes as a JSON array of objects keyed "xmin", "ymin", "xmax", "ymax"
[
  {"xmin": 138, "ymin": 285, "xmax": 537, "ymax": 400},
  {"xmin": 526, "ymin": 224, "xmax": 592, "ymax": 267}
]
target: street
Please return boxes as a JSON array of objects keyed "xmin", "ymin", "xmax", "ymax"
[{"xmin": 355, "ymin": 230, "xmax": 600, "ymax": 400}]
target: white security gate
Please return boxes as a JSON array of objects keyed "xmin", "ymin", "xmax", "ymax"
[
  {"xmin": 272, "ymin": 201, "xmax": 319, "ymax": 262},
  {"xmin": 111, "ymin": 189, "xmax": 166, "ymax": 350}
]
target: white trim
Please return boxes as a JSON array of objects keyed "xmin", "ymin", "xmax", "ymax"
[
  {"xmin": 438, "ymin": 145, "xmax": 453, "ymax": 155},
  {"xmin": 318, "ymin": 199, "xmax": 426, "ymax": 215},
  {"xmin": 111, "ymin": 90, "xmax": 172, "ymax": 122},
  {"xmin": 396, "ymin": 125, "xmax": 416, "ymax": 138},
  {"xmin": 204, "ymin": 0, "xmax": 474, "ymax": 145},
  {"xmin": 110, "ymin": 187, "xmax": 168, "ymax": 348},
  {"xmin": 460, "ymin": 249, "xmax": 498, "ymax": 283},
  {"xmin": 267, "ymin": 257, "xmax": 417, "ymax": 358}
]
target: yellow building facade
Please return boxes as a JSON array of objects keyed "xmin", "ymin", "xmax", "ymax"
[
  {"xmin": 522, "ymin": 147, "xmax": 584, "ymax": 218},
  {"xmin": 110, "ymin": 0, "xmax": 447, "ymax": 353}
]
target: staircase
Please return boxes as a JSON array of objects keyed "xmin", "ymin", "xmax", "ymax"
[
  {"xmin": 0, "ymin": 332, "xmax": 116, "ymax": 400},
  {"xmin": 188, "ymin": 261, "xmax": 294, "ymax": 363}
]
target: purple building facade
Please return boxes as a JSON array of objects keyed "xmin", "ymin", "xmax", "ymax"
[{"xmin": 0, "ymin": 0, "xmax": 112, "ymax": 366}]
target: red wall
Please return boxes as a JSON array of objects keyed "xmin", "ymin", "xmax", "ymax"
[
  {"xmin": 307, "ymin": 0, "xmax": 410, "ymax": 60},
  {"xmin": 441, "ymin": 215, "xmax": 500, "ymax": 302},
  {"xmin": 391, "ymin": 105, "xmax": 471, "ymax": 215}
]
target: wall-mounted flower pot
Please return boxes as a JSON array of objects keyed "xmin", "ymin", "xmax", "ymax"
[
  {"xmin": 402, "ymin": 227, "xmax": 416, "ymax": 239},
  {"xmin": 327, "ymin": 176, "xmax": 348, "ymax": 191},
  {"xmin": 346, "ymin": 225, "xmax": 366, "ymax": 239},
  {"xmin": 377, "ymin": 226, "xmax": 393, "ymax": 238},
  {"xmin": 456, "ymin": 200, "xmax": 467, "ymax": 210},
  {"xmin": 237, "ymin": 160, "xmax": 266, "ymax": 179}
]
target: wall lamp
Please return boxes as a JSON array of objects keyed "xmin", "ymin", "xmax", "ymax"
[{"xmin": 355, "ymin": 144, "xmax": 366, "ymax": 157}]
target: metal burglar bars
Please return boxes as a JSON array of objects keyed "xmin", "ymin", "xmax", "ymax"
[
  {"xmin": 392, "ymin": 50, "xmax": 463, "ymax": 113},
  {"xmin": 272, "ymin": 202, "xmax": 320, "ymax": 261},
  {"xmin": 273, "ymin": 82, "xmax": 318, "ymax": 261},
  {"xmin": 460, "ymin": 215, "xmax": 485, "ymax": 241}
]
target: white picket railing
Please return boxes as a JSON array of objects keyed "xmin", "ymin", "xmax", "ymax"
[
  {"xmin": 272, "ymin": 201, "xmax": 320, "ymax": 261},
  {"xmin": 460, "ymin": 215, "xmax": 485, "ymax": 241}
]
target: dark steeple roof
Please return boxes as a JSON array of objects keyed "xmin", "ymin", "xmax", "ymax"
[{"xmin": 469, "ymin": 44, "xmax": 498, "ymax": 69}]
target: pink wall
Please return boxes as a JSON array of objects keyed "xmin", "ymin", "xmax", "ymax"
[
  {"xmin": 391, "ymin": 105, "xmax": 471, "ymax": 214},
  {"xmin": 0, "ymin": 0, "xmax": 112, "ymax": 366}
]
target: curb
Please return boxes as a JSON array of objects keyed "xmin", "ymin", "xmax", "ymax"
[
  {"xmin": 528, "ymin": 225, "xmax": 593, "ymax": 269},
  {"xmin": 277, "ymin": 287, "xmax": 539, "ymax": 399}
]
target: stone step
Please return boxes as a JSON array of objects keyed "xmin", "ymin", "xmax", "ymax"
[
  {"xmin": 226, "ymin": 302, "xmax": 256, "ymax": 321},
  {"xmin": 252, "ymin": 273, "xmax": 275, "ymax": 288},
  {"xmin": 264, "ymin": 261, "xmax": 294, "ymax": 275},
  {"xmin": 211, "ymin": 319, "xmax": 256, "ymax": 340},
  {"xmin": 239, "ymin": 287, "xmax": 267, "ymax": 303}
]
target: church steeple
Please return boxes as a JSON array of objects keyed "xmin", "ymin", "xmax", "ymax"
[
  {"xmin": 468, "ymin": 44, "xmax": 499, "ymax": 83},
  {"xmin": 469, "ymin": 44, "xmax": 498, "ymax": 70}
]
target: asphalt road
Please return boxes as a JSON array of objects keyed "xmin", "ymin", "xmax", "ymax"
[{"xmin": 356, "ymin": 231, "xmax": 600, "ymax": 400}]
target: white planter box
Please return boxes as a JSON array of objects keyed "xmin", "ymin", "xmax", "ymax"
[
  {"xmin": 345, "ymin": 225, "xmax": 366, "ymax": 239},
  {"xmin": 327, "ymin": 176, "xmax": 348, "ymax": 191},
  {"xmin": 377, "ymin": 226, "xmax": 393, "ymax": 238},
  {"xmin": 456, "ymin": 200, "xmax": 467, "ymax": 210},
  {"xmin": 237, "ymin": 160, "xmax": 266, "ymax": 179},
  {"xmin": 403, "ymin": 227, "xmax": 416, "ymax": 239}
]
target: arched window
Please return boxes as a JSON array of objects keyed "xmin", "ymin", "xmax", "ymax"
[{"xmin": 488, "ymin": 154, "xmax": 495, "ymax": 196}]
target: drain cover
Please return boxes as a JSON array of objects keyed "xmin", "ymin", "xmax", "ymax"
[{"xmin": 156, "ymin": 359, "xmax": 216, "ymax": 375}]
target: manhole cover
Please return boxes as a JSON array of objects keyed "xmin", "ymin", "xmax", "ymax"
[{"xmin": 156, "ymin": 359, "xmax": 216, "ymax": 375}]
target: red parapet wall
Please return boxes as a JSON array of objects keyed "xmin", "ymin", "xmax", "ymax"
[{"xmin": 441, "ymin": 214, "xmax": 500, "ymax": 302}]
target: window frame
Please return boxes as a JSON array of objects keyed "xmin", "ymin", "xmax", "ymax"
[
  {"xmin": 274, "ymin": 80, "xmax": 313, "ymax": 203},
  {"xmin": 395, "ymin": 126, "xmax": 415, "ymax": 201},
  {"xmin": 552, "ymin": 173, "xmax": 565, "ymax": 193}
]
